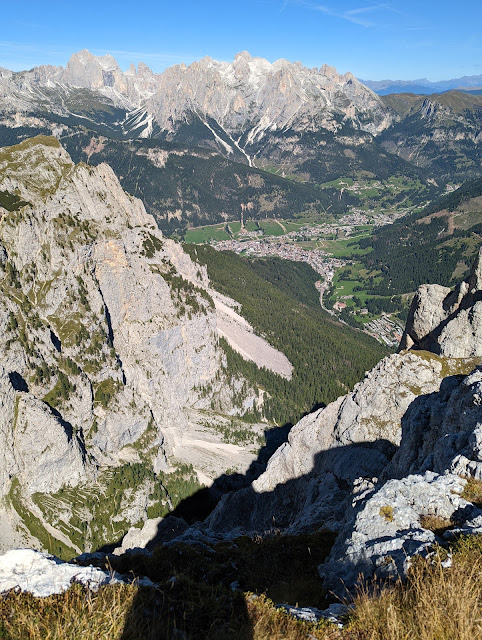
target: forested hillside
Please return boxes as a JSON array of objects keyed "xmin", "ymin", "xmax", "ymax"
[
  {"xmin": 0, "ymin": 125, "xmax": 354, "ymax": 237},
  {"xmin": 358, "ymin": 178, "xmax": 482, "ymax": 295},
  {"xmin": 185, "ymin": 246, "xmax": 388, "ymax": 425}
]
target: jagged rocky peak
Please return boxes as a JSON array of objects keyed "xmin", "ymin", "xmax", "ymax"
[
  {"xmin": 64, "ymin": 49, "xmax": 127, "ymax": 92},
  {"xmin": 399, "ymin": 246, "xmax": 482, "ymax": 357},
  {"xmin": 148, "ymin": 49, "xmax": 388, "ymax": 138},
  {"xmin": 68, "ymin": 49, "xmax": 120, "ymax": 71},
  {"xmin": 0, "ymin": 49, "xmax": 392, "ymax": 147}
]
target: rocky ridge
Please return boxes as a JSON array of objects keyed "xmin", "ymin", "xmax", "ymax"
[
  {"xmin": 0, "ymin": 135, "xmax": 265, "ymax": 553},
  {"xmin": 0, "ymin": 49, "xmax": 390, "ymax": 145}
]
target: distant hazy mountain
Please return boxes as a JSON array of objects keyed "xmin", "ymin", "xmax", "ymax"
[{"xmin": 361, "ymin": 74, "xmax": 482, "ymax": 95}]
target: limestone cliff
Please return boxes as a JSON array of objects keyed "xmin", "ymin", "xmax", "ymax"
[{"xmin": 0, "ymin": 136, "xmax": 260, "ymax": 553}]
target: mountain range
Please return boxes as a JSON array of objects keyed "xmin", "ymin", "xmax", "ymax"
[
  {"xmin": 0, "ymin": 50, "xmax": 481, "ymax": 235},
  {"xmin": 0, "ymin": 49, "xmax": 481, "ymax": 635},
  {"xmin": 1, "ymin": 135, "xmax": 482, "ymax": 635},
  {"xmin": 362, "ymin": 73, "xmax": 482, "ymax": 95}
]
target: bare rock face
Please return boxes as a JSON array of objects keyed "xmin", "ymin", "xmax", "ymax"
[
  {"xmin": 145, "ymin": 51, "xmax": 390, "ymax": 141},
  {"xmin": 320, "ymin": 472, "xmax": 476, "ymax": 594},
  {"xmin": 316, "ymin": 251, "xmax": 482, "ymax": 593},
  {"xmin": 199, "ymin": 250, "xmax": 482, "ymax": 596},
  {"xmin": 0, "ymin": 135, "xmax": 258, "ymax": 552},
  {"xmin": 205, "ymin": 350, "xmax": 448, "ymax": 534},
  {"xmin": 399, "ymin": 247, "xmax": 482, "ymax": 356}
]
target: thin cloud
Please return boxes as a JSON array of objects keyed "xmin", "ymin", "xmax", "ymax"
[
  {"xmin": 364, "ymin": 1, "xmax": 404, "ymax": 14},
  {"xmin": 283, "ymin": 1, "xmax": 385, "ymax": 27},
  {"xmin": 284, "ymin": 0, "xmax": 407, "ymax": 27},
  {"xmin": 0, "ymin": 41, "xmax": 71, "ymax": 56},
  {"xmin": 15, "ymin": 20, "xmax": 47, "ymax": 30},
  {"xmin": 0, "ymin": 42, "xmax": 198, "ymax": 72},
  {"xmin": 313, "ymin": 4, "xmax": 374, "ymax": 27},
  {"xmin": 346, "ymin": 7, "xmax": 380, "ymax": 15}
]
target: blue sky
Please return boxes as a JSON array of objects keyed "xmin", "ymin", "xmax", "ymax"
[{"xmin": 1, "ymin": 0, "xmax": 481, "ymax": 81}]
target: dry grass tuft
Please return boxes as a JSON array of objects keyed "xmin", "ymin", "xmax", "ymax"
[
  {"xmin": 347, "ymin": 537, "xmax": 482, "ymax": 640},
  {"xmin": 246, "ymin": 595, "xmax": 343, "ymax": 640},
  {"xmin": 0, "ymin": 583, "xmax": 341, "ymax": 640},
  {"xmin": 0, "ymin": 583, "xmax": 138, "ymax": 640},
  {"xmin": 461, "ymin": 476, "xmax": 482, "ymax": 507},
  {"xmin": 2, "ymin": 534, "xmax": 482, "ymax": 639},
  {"xmin": 419, "ymin": 514, "xmax": 454, "ymax": 536}
]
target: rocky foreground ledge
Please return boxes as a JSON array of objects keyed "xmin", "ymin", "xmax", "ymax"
[{"xmin": 0, "ymin": 549, "xmax": 124, "ymax": 597}]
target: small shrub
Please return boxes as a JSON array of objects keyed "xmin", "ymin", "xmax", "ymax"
[
  {"xmin": 379, "ymin": 506, "xmax": 394, "ymax": 522},
  {"xmin": 419, "ymin": 514, "xmax": 454, "ymax": 536}
]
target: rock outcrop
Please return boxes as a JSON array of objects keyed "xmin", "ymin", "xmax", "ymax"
[
  {"xmin": 197, "ymin": 250, "xmax": 482, "ymax": 596},
  {"xmin": 0, "ymin": 548, "xmax": 150, "ymax": 597},
  {"xmin": 399, "ymin": 247, "xmax": 482, "ymax": 356},
  {"xmin": 205, "ymin": 349, "xmax": 474, "ymax": 535}
]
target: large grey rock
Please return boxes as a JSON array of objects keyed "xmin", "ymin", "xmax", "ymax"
[
  {"xmin": 205, "ymin": 350, "xmax": 447, "ymax": 534},
  {"xmin": 386, "ymin": 366, "xmax": 482, "ymax": 480},
  {"xmin": 399, "ymin": 247, "xmax": 482, "ymax": 357},
  {"xmin": 0, "ymin": 549, "xmax": 125, "ymax": 597},
  {"xmin": 320, "ymin": 472, "xmax": 477, "ymax": 594}
]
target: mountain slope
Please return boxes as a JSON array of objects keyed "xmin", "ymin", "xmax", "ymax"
[
  {"xmin": 0, "ymin": 52, "xmax": 440, "ymax": 228},
  {"xmin": 184, "ymin": 245, "xmax": 389, "ymax": 425},
  {"xmin": 0, "ymin": 135, "xmax": 394, "ymax": 557},
  {"xmin": 0, "ymin": 135, "xmax": 266, "ymax": 554},
  {"xmin": 357, "ymin": 177, "xmax": 482, "ymax": 295},
  {"xmin": 193, "ymin": 248, "xmax": 482, "ymax": 597},
  {"xmin": 379, "ymin": 91, "xmax": 482, "ymax": 180}
]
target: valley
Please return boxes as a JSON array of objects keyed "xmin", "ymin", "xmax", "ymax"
[
  {"xmin": 182, "ymin": 176, "xmax": 482, "ymax": 349},
  {"xmin": 0, "ymin": 136, "xmax": 388, "ymax": 559},
  {"xmin": 183, "ymin": 208, "xmax": 411, "ymax": 347},
  {"xmin": 0, "ymin": 43, "xmax": 481, "ymax": 639}
]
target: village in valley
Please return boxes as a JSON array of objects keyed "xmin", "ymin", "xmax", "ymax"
[{"xmin": 185, "ymin": 209, "xmax": 410, "ymax": 348}]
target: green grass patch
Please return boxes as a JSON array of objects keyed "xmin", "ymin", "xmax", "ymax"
[
  {"xmin": 8, "ymin": 478, "xmax": 76, "ymax": 559},
  {"xmin": 94, "ymin": 378, "xmax": 122, "ymax": 409},
  {"xmin": 258, "ymin": 220, "xmax": 286, "ymax": 236},
  {"xmin": 184, "ymin": 224, "xmax": 231, "ymax": 243},
  {"xmin": 228, "ymin": 221, "xmax": 242, "ymax": 234},
  {"xmin": 316, "ymin": 236, "xmax": 372, "ymax": 257}
]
